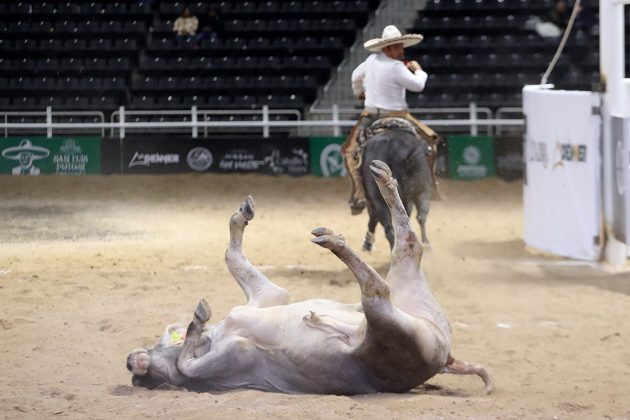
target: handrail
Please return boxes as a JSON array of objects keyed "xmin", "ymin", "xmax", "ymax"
[
  {"xmin": 1, "ymin": 105, "xmax": 524, "ymax": 139},
  {"xmin": 109, "ymin": 106, "xmax": 303, "ymax": 138},
  {"xmin": 2, "ymin": 108, "xmax": 106, "ymax": 137},
  {"xmin": 495, "ymin": 107, "xmax": 524, "ymax": 136},
  {"xmin": 310, "ymin": 103, "xmax": 495, "ymax": 135}
]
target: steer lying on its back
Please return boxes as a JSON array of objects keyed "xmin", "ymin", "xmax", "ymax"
[{"xmin": 127, "ymin": 160, "xmax": 493, "ymax": 395}]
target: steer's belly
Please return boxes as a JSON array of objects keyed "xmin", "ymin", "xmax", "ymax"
[
  {"xmin": 221, "ymin": 299, "xmax": 365, "ymax": 351},
  {"xmin": 207, "ymin": 299, "xmax": 374, "ymax": 394}
]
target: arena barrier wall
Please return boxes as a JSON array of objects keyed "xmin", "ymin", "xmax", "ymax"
[
  {"xmin": 0, "ymin": 136, "xmax": 101, "ymax": 175},
  {"xmin": 102, "ymin": 136, "xmax": 310, "ymax": 176},
  {"xmin": 610, "ymin": 116, "xmax": 630, "ymax": 245},
  {"xmin": 446, "ymin": 134, "xmax": 496, "ymax": 180},
  {"xmin": 523, "ymin": 85, "xmax": 602, "ymax": 261},
  {"xmin": 494, "ymin": 135, "xmax": 524, "ymax": 181},
  {"xmin": 309, "ymin": 136, "xmax": 347, "ymax": 177}
]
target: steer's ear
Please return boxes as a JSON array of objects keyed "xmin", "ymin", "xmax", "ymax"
[{"xmin": 159, "ymin": 323, "xmax": 186, "ymax": 347}]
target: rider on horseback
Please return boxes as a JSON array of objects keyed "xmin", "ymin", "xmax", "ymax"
[{"xmin": 342, "ymin": 25, "xmax": 442, "ymax": 215}]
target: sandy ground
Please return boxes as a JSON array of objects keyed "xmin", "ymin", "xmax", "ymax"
[{"xmin": 0, "ymin": 173, "xmax": 629, "ymax": 420}]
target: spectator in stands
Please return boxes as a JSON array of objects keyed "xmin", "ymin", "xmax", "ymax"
[
  {"xmin": 548, "ymin": 0, "xmax": 588, "ymax": 31},
  {"xmin": 173, "ymin": 6, "xmax": 199, "ymax": 45},
  {"xmin": 342, "ymin": 25, "xmax": 442, "ymax": 214},
  {"xmin": 548, "ymin": 0, "xmax": 571, "ymax": 29},
  {"xmin": 195, "ymin": 7, "xmax": 220, "ymax": 47}
]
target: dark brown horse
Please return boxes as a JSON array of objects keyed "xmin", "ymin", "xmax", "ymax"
[{"xmin": 359, "ymin": 118, "xmax": 433, "ymax": 251}]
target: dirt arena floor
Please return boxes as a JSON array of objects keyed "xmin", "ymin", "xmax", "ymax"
[{"xmin": 0, "ymin": 173, "xmax": 629, "ymax": 419}]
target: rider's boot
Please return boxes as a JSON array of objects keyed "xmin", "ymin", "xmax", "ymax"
[
  {"xmin": 342, "ymin": 122, "xmax": 367, "ymax": 215},
  {"xmin": 348, "ymin": 163, "xmax": 367, "ymax": 214}
]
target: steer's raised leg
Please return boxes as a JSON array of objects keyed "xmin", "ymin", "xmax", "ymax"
[
  {"xmin": 370, "ymin": 160, "xmax": 493, "ymax": 394},
  {"xmin": 175, "ymin": 298, "xmax": 213, "ymax": 375},
  {"xmin": 177, "ymin": 299, "xmax": 256, "ymax": 379},
  {"xmin": 369, "ymin": 161, "xmax": 447, "ymax": 325},
  {"xmin": 311, "ymin": 227, "xmax": 394, "ymax": 325},
  {"xmin": 225, "ymin": 196, "xmax": 289, "ymax": 307}
]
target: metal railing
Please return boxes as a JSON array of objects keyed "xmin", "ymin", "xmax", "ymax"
[
  {"xmin": 0, "ymin": 105, "xmax": 524, "ymax": 139},
  {"xmin": 110, "ymin": 107, "xmax": 302, "ymax": 138},
  {"xmin": 2, "ymin": 110, "xmax": 106, "ymax": 138}
]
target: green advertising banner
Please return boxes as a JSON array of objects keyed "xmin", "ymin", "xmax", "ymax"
[
  {"xmin": 447, "ymin": 135, "xmax": 496, "ymax": 180},
  {"xmin": 0, "ymin": 136, "xmax": 101, "ymax": 175},
  {"xmin": 309, "ymin": 136, "xmax": 347, "ymax": 177}
]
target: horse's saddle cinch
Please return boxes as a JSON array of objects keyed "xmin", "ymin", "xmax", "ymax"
[{"xmin": 367, "ymin": 117, "xmax": 417, "ymax": 137}]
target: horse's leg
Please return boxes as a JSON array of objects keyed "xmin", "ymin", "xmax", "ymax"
[
  {"xmin": 381, "ymin": 210, "xmax": 396, "ymax": 250},
  {"xmin": 362, "ymin": 211, "xmax": 378, "ymax": 252},
  {"xmin": 225, "ymin": 196, "xmax": 289, "ymax": 308},
  {"xmin": 414, "ymin": 189, "xmax": 432, "ymax": 246}
]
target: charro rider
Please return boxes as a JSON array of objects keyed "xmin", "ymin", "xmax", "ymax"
[{"xmin": 342, "ymin": 24, "xmax": 442, "ymax": 214}]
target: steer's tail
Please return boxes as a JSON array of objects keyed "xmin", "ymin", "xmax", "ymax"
[{"xmin": 442, "ymin": 354, "xmax": 494, "ymax": 394}]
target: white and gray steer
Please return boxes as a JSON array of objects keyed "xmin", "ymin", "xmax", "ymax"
[{"xmin": 127, "ymin": 160, "xmax": 493, "ymax": 395}]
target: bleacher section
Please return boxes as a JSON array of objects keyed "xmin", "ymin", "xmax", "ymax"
[
  {"xmin": 405, "ymin": 0, "xmax": 602, "ymax": 109},
  {"xmin": 0, "ymin": 0, "xmax": 377, "ymax": 115},
  {"xmin": 0, "ymin": 0, "xmax": 614, "ymax": 117}
]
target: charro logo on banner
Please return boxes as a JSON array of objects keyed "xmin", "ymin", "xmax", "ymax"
[
  {"xmin": 1, "ymin": 139, "xmax": 49, "ymax": 175},
  {"xmin": 0, "ymin": 137, "xmax": 101, "ymax": 175}
]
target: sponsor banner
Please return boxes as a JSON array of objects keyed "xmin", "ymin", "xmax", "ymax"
[
  {"xmin": 0, "ymin": 136, "xmax": 101, "ymax": 175},
  {"xmin": 121, "ymin": 137, "xmax": 309, "ymax": 175},
  {"xmin": 309, "ymin": 136, "xmax": 347, "ymax": 177},
  {"xmin": 494, "ymin": 135, "xmax": 524, "ymax": 181},
  {"xmin": 523, "ymin": 86, "xmax": 601, "ymax": 260},
  {"xmin": 446, "ymin": 135, "xmax": 496, "ymax": 180},
  {"xmin": 611, "ymin": 116, "xmax": 630, "ymax": 243}
]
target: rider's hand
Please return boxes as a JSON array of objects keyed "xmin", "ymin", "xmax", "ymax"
[
  {"xmin": 357, "ymin": 92, "xmax": 365, "ymax": 101},
  {"xmin": 406, "ymin": 60, "xmax": 422, "ymax": 72}
]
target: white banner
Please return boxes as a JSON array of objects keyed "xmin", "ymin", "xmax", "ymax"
[{"xmin": 523, "ymin": 86, "xmax": 602, "ymax": 261}]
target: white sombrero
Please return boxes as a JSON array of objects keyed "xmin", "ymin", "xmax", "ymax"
[
  {"xmin": 1, "ymin": 139, "xmax": 50, "ymax": 160},
  {"xmin": 364, "ymin": 25, "xmax": 423, "ymax": 53}
]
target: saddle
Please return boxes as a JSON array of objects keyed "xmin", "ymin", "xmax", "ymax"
[
  {"xmin": 355, "ymin": 117, "xmax": 431, "ymax": 164},
  {"xmin": 366, "ymin": 117, "xmax": 417, "ymax": 138}
]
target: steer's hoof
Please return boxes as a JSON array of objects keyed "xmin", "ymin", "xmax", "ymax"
[
  {"xmin": 370, "ymin": 160, "xmax": 397, "ymax": 191},
  {"xmin": 311, "ymin": 227, "xmax": 346, "ymax": 251},
  {"xmin": 239, "ymin": 195, "xmax": 255, "ymax": 221},
  {"xmin": 194, "ymin": 299, "xmax": 212, "ymax": 324},
  {"xmin": 311, "ymin": 226, "xmax": 335, "ymax": 237},
  {"xmin": 127, "ymin": 348, "xmax": 150, "ymax": 376}
]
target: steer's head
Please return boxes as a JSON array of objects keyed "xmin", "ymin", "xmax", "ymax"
[{"xmin": 127, "ymin": 346, "xmax": 187, "ymax": 389}]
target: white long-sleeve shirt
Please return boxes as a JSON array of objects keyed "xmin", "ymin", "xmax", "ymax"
[{"xmin": 351, "ymin": 53, "xmax": 428, "ymax": 111}]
